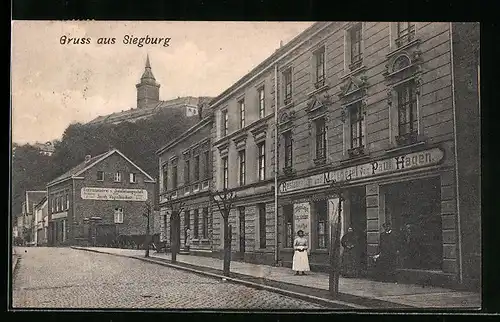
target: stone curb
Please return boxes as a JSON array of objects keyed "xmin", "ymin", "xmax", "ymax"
[{"xmin": 71, "ymin": 247, "xmax": 367, "ymax": 309}]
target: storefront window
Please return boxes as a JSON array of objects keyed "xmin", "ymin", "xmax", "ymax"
[
  {"xmin": 283, "ymin": 205, "xmax": 294, "ymax": 248},
  {"xmin": 315, "ymin": 200, "xmax": 328, "ymax": 249}
]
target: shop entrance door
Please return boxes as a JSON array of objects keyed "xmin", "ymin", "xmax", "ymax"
[
  {"xmin": 349, "ymin": 186, "xmax": 367, "ymax": 273},
  {"xmin": 386, "ymin": 177, "xmax": 442, "ymax": 270}
]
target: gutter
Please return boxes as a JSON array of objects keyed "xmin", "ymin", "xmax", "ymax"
[
  {"xmin": 274, "ymin": 63, "xmax": 279, "ymax": 265},
  {"xmin": 449, "ymin": 22, "xmax": 464, "ymax": 284}
]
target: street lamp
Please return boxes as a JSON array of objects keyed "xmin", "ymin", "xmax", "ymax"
[{"xmin": 142, "ymin": 202, "xmax": 152, "ymax": 258}]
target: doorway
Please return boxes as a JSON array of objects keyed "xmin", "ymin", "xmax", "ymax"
[
  {"xmin": 238, "ymin": 207, "xmax": 246, "ymax": 259},
  {"xmin": 385, "ymin": 176, "xmax": 442, "ymax": 270},
  {"xmin": 348, "ymin": 186, "xmax": 367, "ymax": 273}
]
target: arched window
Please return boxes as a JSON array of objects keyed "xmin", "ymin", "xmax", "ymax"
[{"xmin": 393, "ymin": 55, "xmax": 411, "ymax": 72}]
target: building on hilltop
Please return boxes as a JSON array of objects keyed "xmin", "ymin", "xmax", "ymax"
[{"xmin": 87, "ymin": 55, "xmax": 213, "ymax": 126}]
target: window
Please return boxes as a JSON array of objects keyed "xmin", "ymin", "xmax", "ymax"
[
  {"xmin": 194, "ymin": 155, "xmax": 200, "ymax": 181},
  {"xmin": 172, "ymin": 163, "xmax": 178, "ymax": 189},
  {"xmin": 350, "ymin": 102, "xmax": 365, "ymax": 149},
  {"xmin": 221, "ymin": 110, "xmax": 228, "ymax": 136},
  {"xmin": 258, "ymin": 204, "xmax": 267, "ymax": 249},
  {"xmin": 114, "ymin": 208, "xmax": 124, "ymax": 224},
  {"xmin": 193, "ymin": 209, "xmax": 199, "ymax": 239},
  {"xmin": 284, "ymin": 205, "xmax": 294, "ymax": 248},
  {"xmin": 129, "ymin": 173, "xmax": 137, "ymax": 183},
  {"xmin": 51, "ymin": 197, "xmax": 55, "ymax": 212},
  {"xmin": 222, "ymin": 156, "xmax": 228, "ymax": 189},
  {"xmin": 316, "ymin": 201, "xmax": 328, "ymax": 249},
  {"xmin": 65, "ymin": 193, "xmax": 69, "ymax": 210},
  {"xmin": 203, "ymin": 150, "xmax": 210, "ymax": 180},
  {"xmin": 184, "ymin": 159, "xmax": 190, "ymax": 184},
  {"xmin": 162, "ymin": 163, "xmax": 168, "ymax": 191},
  {"xmin": 114, "ymin": 171, "xmax": 122, "ymax": 182},
  {"xmin": 350, "ymin": 24, "xmax": 363, "ymax": 65},
  {"xmin": 238, "ymin": 150, "xmax": 246, "ymax": 186},
  {"xmin": 396, "ymin": 22, "xmax": 415, "ymax": 46},
  {"xmin": 56, "ymin": 196, "xmax": 60, "ymax": 212},
  {"xmin": 258, "ymin": 87, "xmax": 265, "ymax": 118},
  {"xmin": 315, "ymin": 117, "xmax": 327, "ymax": 160},
  {"xmin": 97, "ymin": 171, "xmax": 104, "ymax": 181},
  {"xmin": 283, "ymin": 131, "xmax": 293, "ymax": 169},
  {"xmin": 396, "ymin": 81, "xmax": 418, "ymax": 136},
  {"xmin": 239, "ymin": 99, "xmax": 245, "ymax": 129},
  {"xmin": 314, "ymin": 47, "xmax": 325, "ymax": 88},
  {"xmin": 283, "ymin": 68, "xmax": 292, "ymax": 105},
  {"xmin": 62, "ymin": 219, "xmax": 66, "ymax": 241},
  {"xmin": 202, "ymin": 207, "xmax": 209, "ymax": 239},
  {"xmin": 258, "ymin": 142, "xmax": 266, "ymax": 181},
  {"xmin": 184, "ymin": 210, "xmax": 190, "ymax": 231}
]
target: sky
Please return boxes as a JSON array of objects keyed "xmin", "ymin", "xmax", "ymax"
[{"xmin": 11, "ymin": 21, "xmax": 314, "ymax": 145}]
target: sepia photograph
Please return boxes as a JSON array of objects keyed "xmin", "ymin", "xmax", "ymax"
[{"xmin": 10, "ymin": 21, "xmax": 481, "ymax": 311}]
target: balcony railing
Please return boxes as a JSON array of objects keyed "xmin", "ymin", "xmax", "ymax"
[
  {"xmin": 347, "ymin": 146, "xmax": 365, "ymax": 158},
  {"xmin": 395, "ymin": 131, "xmax": 419, "ymax": 146}
]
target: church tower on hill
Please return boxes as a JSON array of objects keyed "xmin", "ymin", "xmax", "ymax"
[{"xmin": 136, "ymin": 54, "xmax": 160, "ymax": 109}]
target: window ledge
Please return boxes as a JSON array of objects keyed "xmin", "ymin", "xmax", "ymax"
[
  {"xmin": 281, "ymin": 100, "xmax": 295, "ymax": 109},
  {"xmin": 387, "ymin": 38, "xmax": 421, "ymax": 58},
  {"xmin": 385, "ymin": 139, "xmax": 426, "ymax": 154},
  {"xmin": 307, "ymin": 83, "xmax": 330, "ymax": 98},
  {"xmin": 313, "ymin": 156, "xmax": 327, "ymax": 166},
  {"xmin": 341, "ymin": 64, "xmax": 367, "ymax": 80}
]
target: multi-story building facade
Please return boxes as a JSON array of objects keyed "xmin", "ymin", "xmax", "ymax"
[
  {"xmin": 204, "ymin": 22, "xmax": 479, "ymax": 289},
  {"xmin": 156, "ymin": 111, "xmax": 214, "ymax": 254},
  {"xmin": 46, "ymin": 149, "xmax": 156, "ymax": 246},
  {"xmin": 33, "ymin": 196, "xmax": 48, "ymax": 246},
  {"xmin": 17, "ymin": 191, "xmax": 46, "ymax": 245}
]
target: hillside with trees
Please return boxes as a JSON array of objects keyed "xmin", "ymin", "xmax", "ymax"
[{"xmin": 12, "ymin": 107, "xmax": 199, "ymax": 218}]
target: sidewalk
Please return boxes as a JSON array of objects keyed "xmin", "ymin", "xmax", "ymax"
[{"xmin": 73, "ymin": 247, "xmax": 480, "ymax": 309}]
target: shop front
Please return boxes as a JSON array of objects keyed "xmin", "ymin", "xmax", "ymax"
[{"xmin": 278, "ymin": 146, "xmax": 460, "ymax": 286}]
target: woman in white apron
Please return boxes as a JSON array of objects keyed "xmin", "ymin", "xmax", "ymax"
[{"xmin": 292, "ymin": 230, "xmax": 310, "ymax": 275}]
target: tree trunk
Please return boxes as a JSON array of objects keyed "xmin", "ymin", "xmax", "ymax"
[
  {"xmin": 329, "ymin": 206, "xmax": 342, "ymax": 296},
  {"xmin": 223, "ymin": 219, "xmax": 232, "ymax": 277},
  {"xmin": 171, "ymin": 214, "xmax": 178, "ymax": 263},
  {"xmin": 145, "ymin": 214, "xmax": 150, "ymax": 258}
]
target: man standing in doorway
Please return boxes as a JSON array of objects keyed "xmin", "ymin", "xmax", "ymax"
[{"xmin": 375, "ymin": 222, "xmax": 399, "ymax": 282}]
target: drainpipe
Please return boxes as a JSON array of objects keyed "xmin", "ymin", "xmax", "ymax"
[
  {"xmin": 274, "ymin": 63, "xmax": 279, "ymax": 266},
  {"xmin": 449, "ymin": 22, "xmax": 464, "ymax": 285}
]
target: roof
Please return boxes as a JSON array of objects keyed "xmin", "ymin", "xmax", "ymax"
[
  {"xmin": 209, "ymin": 22, "xmax": 326, "ymax": 107},
  {"xmin": 47, "ymin": 149, "xmax": 156, "ymax": 187},
  {"xmin": 87, "ymin": 96, "xmax": 213, "ymax": 125},
  {"xmin": 25, "ymin": 191, "xmax": 46, "ymax": 214},
  {"xmin": 34, "ymin": 196, "xmax": 48, "ymax": 210}
]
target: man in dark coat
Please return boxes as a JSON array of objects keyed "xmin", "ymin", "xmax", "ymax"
[{"xmin": 375, "ymin": 222, "xmax": 399, "ymax": 281}]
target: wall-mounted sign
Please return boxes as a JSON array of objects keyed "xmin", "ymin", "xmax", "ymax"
[
  {"xmin": 294, "ymin": 202, "xmax": 311, "ymax": 253},
  {"xmin": 51, "ymin": 211, "xmax": 68, "ymax": 219},
  {"xmin": 280, "ymin": 147, "xmax": 444, "ymax": 194},
  {"xmin": 81, "ymin": 187, "xmax": 148, "ymax": 201}
]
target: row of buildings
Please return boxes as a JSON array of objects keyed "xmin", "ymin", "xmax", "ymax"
[
  {"xmin": 15, "ymin": 22, "xmax": 480, "ymax": 291},
  {"xmin": 156, "ymin": 22, "xmax": 480, "ymax": 290}
]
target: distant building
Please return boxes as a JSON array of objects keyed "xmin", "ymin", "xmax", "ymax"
[
  {"xmin": 18, "ymin": 191, "xmax": 46, "ymax": 245},
  {"xmin": 33, "ymin": 196, "xmax": 48, "ymax": 246},
  {"xmin": 33, "ymin": 142, "xmax": 55, "ymax": 156},
  {"xmin": 87, "ymin": 55, "xmax": 212, "ymax": 126},
  {"xmin": 46, "ymin": 149, "xmax": 156, "ymax": 246}
]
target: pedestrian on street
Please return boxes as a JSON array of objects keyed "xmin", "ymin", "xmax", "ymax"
[
  {"xmin": 374, "ymin": 222, "xmax": 399, "ymax": 282},
  {"xmin": 400, "ymin": 222, "xmax": 415, "ymax": 268},
  {"xmin": 292, "ymin": 230, "xmax": 310, "ymax": 276},
  {"xmin": 340, "ymin": 227, "xmax": 360, "ymax": 277},
  {"xmin": 184, "ymin": 228, "xmax": 191, "ymax": 251}
]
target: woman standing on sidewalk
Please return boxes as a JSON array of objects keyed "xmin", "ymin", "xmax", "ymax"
[{"xmin": 292, "ymin": 230, "xmax": 310, "ymax": 275}]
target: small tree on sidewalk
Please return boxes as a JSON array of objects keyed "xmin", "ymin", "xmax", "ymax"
[
  {"xmin": 327, "ymin": 178, "xmax": 345, "ymax": 296},
  {"xmin": 166, "ymin": 199, "xmax": 185, "ymax": 264},
  {"xmin": 142, "ymin": 201, "xmax": 153, "ymax": 258},
  {"xmin": 210, "ymin": 188, "xmax": 236, "ymax": 277}
]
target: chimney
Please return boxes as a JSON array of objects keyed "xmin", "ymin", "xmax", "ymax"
[{"xmin": 84, "ymin": 155, "xmax": 92, "ymax": 163}]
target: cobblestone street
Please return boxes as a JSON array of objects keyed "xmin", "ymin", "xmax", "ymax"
[{"xmin": 12, "ymin": 247, "xmax": 326, "ymax": 309}]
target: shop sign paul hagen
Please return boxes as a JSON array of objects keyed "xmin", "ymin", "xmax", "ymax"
[
  {"xmin": 280, "ymin": 148, "xmax": 444, "ymax": 194},
  {"xmin": 81, "ymin": 187, "xmax": 148, "ymax": 201}
]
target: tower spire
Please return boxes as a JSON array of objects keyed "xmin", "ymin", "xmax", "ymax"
[
  {"xmin": 145, "ymin": 53, "xmax": 151, "ymax": 69},
  {"xmin": 136, "ymin": 54, "xmax": 160, "ymax": 109}
]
